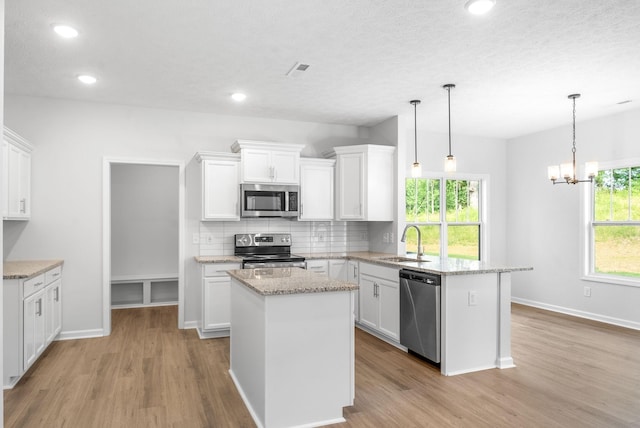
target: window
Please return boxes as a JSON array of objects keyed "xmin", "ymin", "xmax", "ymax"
[
  {"xmin": 588, "ymin": 163, "xmax": 640, "ymax": 283},
  {"xmin": 405, "ymin": 176, "xmax": 484, "ymax": 260}
]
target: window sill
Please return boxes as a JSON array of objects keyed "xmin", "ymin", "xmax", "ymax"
[{"xmin": 582, "ymin": 273, "xmax": 640, "ymax": 288}]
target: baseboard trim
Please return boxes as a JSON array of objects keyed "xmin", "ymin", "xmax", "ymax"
[
  {"xmin": 183, "ymin": 320, "xmax": 199, "ymax": 330},
  {"xmin": 355, "ymin": 323, "xmax": 407, "ymax": 352},
  {"xmin": 512, "ymin": 297, "xmax": 640, "ymax": 331},
  {"xmin": 56, "ymin": 329, "xmax": 105, "ymax": 341}
]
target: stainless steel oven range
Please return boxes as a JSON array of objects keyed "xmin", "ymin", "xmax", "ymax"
[{"xmin": 235, "ymin": 233, "xmax": 306, "ymax": 269}]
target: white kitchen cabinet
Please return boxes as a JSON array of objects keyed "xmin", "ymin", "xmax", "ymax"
[
  {"xmin": 3, "ymin": 127, "xmax": 33, "ymax": 220},
  {"xmin": 190, "ymin": 152, "xmax": 240, "ymax": 221},
  {"xmin": 23, "ymin": 289, "xmax": 46, "ymax": 369},
  {"xmin": 45, "ymin": 279, "xmax": 63, "ymax": 344},
  {"xmin": 306, "ymin": 259, "xmax": 329, "ymax": 275},
  {"xmin": 346, "ymin": 260, "xmax": 359, "ymax": 321},
  {"xmin": 328, "ymin": 145, "xmax": 395, "ymax": 221},
  {"xmin": 3, "ymin": 263, "xmax": 64, "ymax": 388},
  {"xmin": 299, "ymin": 158, "xmax": 335, "ymax": 221},
  {"xmin": 358, "ymin": 262, "xmax": 399, "ymax": 341},
  {"xmin": 231, "ymin": 140, "xmax": 305, "ymax": 184},
  {"xmin": 202, "ymin": 263, "xmax": 240, "ymax": 336}
]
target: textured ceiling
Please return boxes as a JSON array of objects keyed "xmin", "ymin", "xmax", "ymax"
[{"xmin": 5, "ymin": 0, "xmax": 640, "ymax": 139}]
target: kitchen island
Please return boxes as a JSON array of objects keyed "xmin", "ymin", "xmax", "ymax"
[{"xmin": 227, "ymin": 267, "xmax": 358, "ymax": 428}]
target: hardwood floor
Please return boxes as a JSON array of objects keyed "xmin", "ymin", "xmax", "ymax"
[{"xmin": 5, "ymin": 304, "xmax": 640, "ymax": 427}]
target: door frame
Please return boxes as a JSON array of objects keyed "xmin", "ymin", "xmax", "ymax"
[{"xmin": 102, "ymin": 157, "xmax": 185, "ymax": 335}]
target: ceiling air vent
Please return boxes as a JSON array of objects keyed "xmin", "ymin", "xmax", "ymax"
[{"xmin": 286, "ymin": 62, "xmax": 310, "ymax": 77}]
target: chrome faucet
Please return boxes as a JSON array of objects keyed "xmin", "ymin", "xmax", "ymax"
[{"xmin": 401, "ymin": 225, "xmax": 423, "ymax": 259}]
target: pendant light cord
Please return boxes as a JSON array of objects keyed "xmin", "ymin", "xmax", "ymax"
[
  {"xmin": 447, "ymin": 86, "xmax": 452, "ymax": 157},
  {"xmin": 414, "ymin": 101, "xmax": 418, "ymax": 163}
]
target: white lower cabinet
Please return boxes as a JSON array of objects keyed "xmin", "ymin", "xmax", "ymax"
[
  {"xmin": 358, "ymin": 262, "xmax": 399, "ymax": 341},
  {"xmin": 3, "ymin": 263, "xmax": 63, "ymax": 388},
  {"xmin": 202, "ymin": 263, "xmax": 240, "ymax": 335},
  {"xmin": 306, "ymin": 259, "xmax": 329, "ymax": 275}
]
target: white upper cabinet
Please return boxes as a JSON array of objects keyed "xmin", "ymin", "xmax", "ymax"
[
  {"xmin": 231, "ymin": 140, "xmax": 305, "ymax": 184},
  {"xmin": 329, "ymin": 145, "xmax": 395, "ymax": 221},
  {"xmin": 3, "ymin": 127, "xmax": 33, "ymax": 220},
  {"xmin": 190, "ymin": 152, "xmax": 240, "ymax": 221},
  {"xmin": 299, "ymin": 158, "xmax": 335, "ymax": 221}
]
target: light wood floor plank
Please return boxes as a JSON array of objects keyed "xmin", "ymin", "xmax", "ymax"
[{"xmin": 4, "ymin": 304, "xmax": 640, "ymax": 427}]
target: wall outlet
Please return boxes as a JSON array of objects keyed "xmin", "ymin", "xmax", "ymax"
[
  {"xmin": 584, "ymin": 286, "xmax": 591, "ymax": 297},
  {"xmin": 468, "ymin": 291, "xmax": 477, "ymax": 306},
  {"xmin": 389, "ymin": 233, "xmax": 394, "ymax": 243},
  {"xmin": 202, "ymin": 233, "xmax": 213, "ymax": 244},
  {"xmin": 383, "ymin": 232, "xmax": 390, "ymax": 243},
  {"xmin": 192, "ymin": 233, "xmax": 200, "ymax": 244}
]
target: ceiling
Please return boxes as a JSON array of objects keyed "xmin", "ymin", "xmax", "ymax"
[{"xmin": 5, "ymin": 0, "xmax": 640, "ymax": 139}]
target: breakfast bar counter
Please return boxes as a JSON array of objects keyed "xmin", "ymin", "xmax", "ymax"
[{"xmin": 227, "ymin": 267, "xmax": 358, "ymax": 428}]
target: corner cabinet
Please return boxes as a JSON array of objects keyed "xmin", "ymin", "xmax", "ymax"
[
  {"xmin": 299, "ymin": 158, "xmax": 335, "ymax": 221},
  {"xmin": 201, "ymin": 263, "xmax": 240, "ymax": 337},
  {"xmin": 358, "ymin": 262, "xmax": 399, "ymax": 342},
  {"xmin": 3, "ymin": 127, "xmax": 33, "ymax": 220},
  {"xmin": 3, "ymin": 263, "xmax": 63, "ymax": 388},
  {"xmin": 189, "ymin": 152, "xmax": 240, "ymax": 221},
  {"xmin": 327, "ymin": 145, "xmax": 395, "ymax": 221},
  {"xmin": 231, "ymin": 140, "xmax": 305, "ymax": 184}
]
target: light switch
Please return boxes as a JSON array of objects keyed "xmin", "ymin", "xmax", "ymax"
[{"xmin": 192, "ymin": 233, "xmax": 200, "ymax": 244}]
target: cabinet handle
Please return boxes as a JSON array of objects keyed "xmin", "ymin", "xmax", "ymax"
[
  {"xmin": 36, "ymin": 298, "xmax": 42, "ymax": 316},
  {"xmin": 55, "ymin": 287, "xmax": 60, "ymax": 302},
  {"xmin": 359, "ymin": 203, "xmax": 363, "ymax": 216},
  {"xmin": 52, "ymin": 272, "xmax": 60, "ymax": 277},
  {"xmin": 353, "ymin": 265, "xmax": 358, "ymax": 277},
  {"xmin": 34, "ymin": 281, "xmax": 44, "ymax": 287},
  {"xmin": 20, "ymin": 198, "xmax": 26, "ymax": 214},
  {"xmin": 300, "ymin": 204, "xmax": 303, "ymax": 216}
]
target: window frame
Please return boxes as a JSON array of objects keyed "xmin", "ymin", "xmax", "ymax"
[
  {"xmin": 582, "ymin": 157, "xmax": 640, "ymax": 288},
  {"xmin": 404, "ymin": 172, "xmax": 489, "ymax": 262}
]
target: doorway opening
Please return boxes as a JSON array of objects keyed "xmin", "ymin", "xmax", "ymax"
[{"xmin": 102, "ymin": 159, "xmax": 185, "ymax": 335}]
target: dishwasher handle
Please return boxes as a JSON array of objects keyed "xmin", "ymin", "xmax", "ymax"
[{"xmin": 399, "ymin": 269, "xmax": 441, "ymax": 285}]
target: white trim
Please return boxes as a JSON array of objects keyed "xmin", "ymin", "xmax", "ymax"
[
  {"xmin": 196, "ymin": 328, "xmax": 230, "ymax": 339},
  {"xmin": 56, "ymin": 329, "xmax": 105, "ymax": 340},
  {"xmin": 355, "ymin": 323, "xmax": 407, "ymax": 352},
  {"xmin": 183, "ymin": 320, "xmax": 199, "ymax": 330},
  {"xmin": 512, "ymin": 297, "xmax": 640, "ymax": 331},
  {"xmin": 582, "ymin": 273, "xmax": 640, "ymax": 288},
  {"xmin": 102, "ymin": 157, "xmax": 186, "ymax": 336}
]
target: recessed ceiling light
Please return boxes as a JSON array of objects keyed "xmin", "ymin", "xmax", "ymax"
[
  {"xmin": 77, "ymin": 75, "xmax": 97, "ymax": 85},
  {"xmin": 231, "ymin": 93, "xmax": 247, "ymax": 102},
  {"xmin": 465, "ymin": 0, "xmax": 496, "ymax": 15},
  {"xmin": 53, "ymin": 25, "xmax": 79, "ymax": 38}
]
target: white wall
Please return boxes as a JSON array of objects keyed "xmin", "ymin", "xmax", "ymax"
[
  {"xmin": 1, "ymin": 0, "xmax": 6, "ymax": 422},
  {"xmin": 507, "ymin": 107, "xmax": 640, "ymax": 328},
  {"xmin": 3, "ymin": 95, "xmax": 363, "ymax": 334},
  {"xmin": 111, "ymin": 164, "xmax": 178, "ymax": 277},
  {"xmin": 402, "ymin": 128, "xmax": 508, "ymax": 264}
]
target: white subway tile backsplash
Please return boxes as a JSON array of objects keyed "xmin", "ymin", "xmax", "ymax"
[{"xmin": 199, "ymin": 219, "xmax": 369, "ymax": 256}]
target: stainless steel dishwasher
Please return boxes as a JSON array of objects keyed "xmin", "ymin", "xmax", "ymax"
[{"xmin": 399, "ymin": 269, "xmax": 441, "ymax": 363}]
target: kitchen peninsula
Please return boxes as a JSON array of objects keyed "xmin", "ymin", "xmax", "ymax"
[{"xmin": 227, "ymin": 267, "xmax": 358, "ymax": 428}]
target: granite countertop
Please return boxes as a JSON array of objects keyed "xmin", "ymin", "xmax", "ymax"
[
  {"xmin": 228, "ymin": 267, "xmax": 359, "ymax": 296},
  {"xmin": 198, "ymin": 251, "xmax": 532, "ymax": 276},
  {"xmin": 195, "ymin": 255, "xmax": 242, "ymax": 264},
  {"xmin": 3, "ymin": 260, "xmax": 64, "ymax": 280}
]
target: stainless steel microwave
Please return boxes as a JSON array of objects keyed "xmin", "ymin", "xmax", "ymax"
[{"xmin": 240, "ymin": 184, "xmax": 299, "ymax": 218}]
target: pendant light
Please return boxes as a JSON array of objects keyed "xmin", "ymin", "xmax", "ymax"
[
  {"xmin": 443, "ymin": 84, "xmax": 457, "ymax": 172},
  {"xmin": 547, "ymin": 94, "xmax": 598, "ymax": 184},
  {"xmin": 410, "ymin": 100, "xmax": 422, "ymax": 178}
]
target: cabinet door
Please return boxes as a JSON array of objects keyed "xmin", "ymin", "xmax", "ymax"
[
  {"xmin": 203, "ymin": 276, "xmax": 231, "ymax": 331},
  {"xmin": 2, "ymin": 141, "xmax": 8, "ymax": 217},
  {"xmin": 346, "ymin": 261, "xmax": 359, "ymax": 321},
  {"xmin": 358, "ymin": 275, "xmax": 378, "ymax": 330},
  {"xmin": 7, "ymin": 143, "xmax": 31, "ymax": 219},
  {"xmin": 24, "ymin": 290, "xmax": 45, "ymax": 370},
  {"xmin": 336, "ymin": 152, "xmax": 364, "ymax": 220},
  {"xmin": 329, "ymin": 260, "xmax": 347, "ymax": 280},
  {"xmin": 45, "ymin": 279, "xmax": 62, "ymax": 343},
  {"xmin": 203, "ymin": 159, "xmax": 240, "ymax": 220},
  {"xmin": 306, "ymin": 259, "xmax": 328, "ymax": 275},
  {"xmin": 271, "ymin": 151, "xmax": 299, "ymax": 184},
  {"xmin": 300, "ymin": 164, "xmax": 334, "ymax": 220},
  {"xmin": 241, "ymin": 149, "xmax": 273, "ymax": 182},
  {"xmin": 378, "ymin": 278, "xmax": 400, "ymax": 341}
]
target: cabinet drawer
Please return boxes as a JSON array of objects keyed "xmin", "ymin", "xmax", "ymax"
[
  {"xmin": 23, "ymin": 274, "xmax": 46, "ymax": 298},
  {"xmin": 203, "ymin": 263, "xmax": 240, "ymax": 277},
  {"xmin": 45, "ymin": 266, "xmax": 62, "ymax": 285},
  {"xmin": 359, "ymin": 262, "xmax": 399, "ymax": 282}
]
